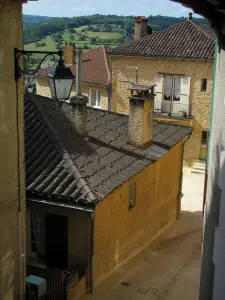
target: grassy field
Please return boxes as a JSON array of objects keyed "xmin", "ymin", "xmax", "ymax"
[{"xmin": 24, "ymin": 25, "xmax": 122, "ymax": 59}]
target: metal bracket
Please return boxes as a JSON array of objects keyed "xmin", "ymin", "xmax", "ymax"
[{"xmin": 14, "ymin": 48, "xmax": 63, "ymax": 81}]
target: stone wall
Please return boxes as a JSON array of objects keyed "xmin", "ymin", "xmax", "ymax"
[
  {"xmin": 110, "ymin": 56, "xmax": 213, "ymax": 165},
  {"xmin": 36, "ymin": 78, "xmax": 109, "ymax": 110},
  {"xmin": 94, "ymin": 141, "xmax": 182, "ymax": 287},
  {"xmin": 0, "ymin": 1, "xmax": 25, "ymax": 299}
]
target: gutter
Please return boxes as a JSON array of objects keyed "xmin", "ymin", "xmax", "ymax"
[
  {"xmin": 107, "ymin": 83, "xmax": 112, "ymax": 111},
  {"xmin": 202, "ymin": 41, "xmax": 218, "ymax": 217},
  {"xmin": 177, "ymin": 135, "xmax": 190, "ymax": 219},
  {"xmin": 27, "ymin": 197, "xmax": 94, "ymax": 212},
  {"xmin": 109, "ymin": 54, "xmax": 214, "ymax": 62}
]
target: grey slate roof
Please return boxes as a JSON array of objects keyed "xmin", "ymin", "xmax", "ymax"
[
  {"xmin": 109, "ymin": 20, "xmax": 216, "ymax": 60},
  {"xmin": 25, "ymin": 95, "xmax": 192, "ymax": 207}
]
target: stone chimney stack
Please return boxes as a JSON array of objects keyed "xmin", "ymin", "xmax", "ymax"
[
  {"xmin": 134, "ymin": 16, "xmax": 149, "ymax": 41},
  {"xmin": 128, "ymin": 84, "xmax": 155, "ymax": 149},
  {"xmin": 63, "ymin": 43, "xmax": 75, "ymax": 66},
  {"xmin": 70, "ymin": 48, "xmax": 88, "ymax": 136}
]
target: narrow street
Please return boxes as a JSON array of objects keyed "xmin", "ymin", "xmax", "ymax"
[{"xmin": 84, "ymin": 171, "xmax": 204, "ymax": 300}]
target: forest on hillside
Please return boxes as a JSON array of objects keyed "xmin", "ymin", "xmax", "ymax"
[{"xmin": 23, "ymin": 14, "xmax": 209, "ymax": 45}]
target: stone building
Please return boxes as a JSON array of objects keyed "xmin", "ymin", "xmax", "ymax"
[
  {"xmin": 24, "ymin": 84, "xmax": 191, "ymax": 297},
  {"xmin": 36, "ymin": 44, "xmax": 111, "ymax": 111},
  {"xmin": 109, "ymin": 15, "xmax": 216, "ymax": 166},
  {"xmin": 0, "ymin": 0, "xmax": 31, "ymax": 299}
]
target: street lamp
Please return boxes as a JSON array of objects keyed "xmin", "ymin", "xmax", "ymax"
[
  {"xmin": 27, "ymin": 82, "xmax": 34, "ymax": 94},
  {"xmin": 15, "ymin": 48, "xmax": 74, "ymax": 106},
  {"xmin": 48, "ymin": 55, "xmax": 74, "ymax": 101}
]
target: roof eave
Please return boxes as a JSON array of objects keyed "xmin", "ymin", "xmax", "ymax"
[
  {"xmin": 109, "ymin": 53, "xmax": 214, "ymax": 61},
  {"xmin": 27, "ymin": 197, "xmax": 95, "ymax": 212}
]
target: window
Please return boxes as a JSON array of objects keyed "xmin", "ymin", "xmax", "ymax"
[
  {"xmin": 201, "ymin": 131, "xmax": 209, "ymax": 145},
  {"xmin": 201, "ymin": 79, "xmax": 207, "ymax": 92},
  {"xmin": 164, "ymin": 75, "xmax": 181, "ymax": 102},
  {"xmin": 129, "ymin": 183, "xmax": 136, "ymax": 210},
  {"xmin": 89, "ymin": 89, "xmax": 101, "ymax": 108},
  {"xmin": 30, "ymin": 211, "xmax": 46, "ymax": 258}
]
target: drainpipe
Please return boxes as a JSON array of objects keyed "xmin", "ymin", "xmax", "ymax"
[
  {"xmin": 89, "ymin": 212, "xmax": 95, "ymax": 293},
  {"xmin": 177, "ymin": 135, "xmax": 190, "ymax": 219},
  {"xmin": 107, "ymin": 83, "xmax": 112, "ymax": 111}
]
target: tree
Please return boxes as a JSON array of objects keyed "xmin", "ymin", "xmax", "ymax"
[
  {"xmin": 105, "ymin": 24, "xmax": 112, "ymax": 32},
  {"xmin": 90, "ymin": 37, "xmax": 97, "ymax": 44},
  {"xmin": 56, "ymin": 42, "xmax": 62, "ymax": 50},
  {"xmin": 70, "ymin": 34, "xmax": 74, "ymax": 40},
  {"xmin": 69, "ymin": 28, "xmax": 76, "ymax": 33}
]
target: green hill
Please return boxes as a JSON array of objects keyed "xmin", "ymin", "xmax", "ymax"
[
  {"xmin": 23, "ymin": 14, "xmax": 209, "ymax": 67},
  {"xmin": 23, "ymin": 14, "xmax": 209, "ymax": 45},
  {"xmin": 23, "ymin": 14, "xmax": 53, "ymax": 24}
]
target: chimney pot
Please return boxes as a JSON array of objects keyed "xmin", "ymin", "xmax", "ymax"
[
  {"xmin": 63, "ymin": 43, "xmax": 75, "ymax": 66},
  {"xmin": 188, "ymin": 12, "xmax": 193, "ymax": 21},
  {"xmin": 134, "ymin": 16, "xmax": 149, "ymax": 41},
  {"xmin": 128, "ymin": 84, "xmax": 155, "ymax": 149}
]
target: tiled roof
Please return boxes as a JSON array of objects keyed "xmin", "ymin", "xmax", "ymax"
[
  {"xmin": 109, "ymin": 20, "xmax": 216, "ymax": 60},
  {"xmin": 25, "ymin": 95, "xmax": 192, "ymax": 207},
  {"xmin": 36, "ymin": 45, "xmax": 110, "ymax": 86}
]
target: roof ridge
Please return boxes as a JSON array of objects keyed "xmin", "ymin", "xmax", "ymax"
[
  {"xmin": 86, "ymin": 106, "xmax": 193, "ymax": 129},
  {"xmin": 84, "ymin": 44, "xmax": 104, "ymax": 55},
  {"xmin": 110, "ymin": 19, "xmax": 189, "ymax": 53},
  {"xmin": 189, "ymin": 20, "xmax": 215, "ymax": 41},
  {"xmin": 29, "ymin": 95, "xmax": 98, "ymax": 205}
]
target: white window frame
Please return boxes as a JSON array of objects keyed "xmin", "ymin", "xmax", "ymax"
[
  {"xmin": 89, "ymin": 89, "xmax": 101, "ymax": 108},
  {"xmin": 27, "ymin": 210, "xmax": 46, "ymax": 258},
  {"xmin": 163, "ymin": 75, "xmax": 182, "ymax": 102}
]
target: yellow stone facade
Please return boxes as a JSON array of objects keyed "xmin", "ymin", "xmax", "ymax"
[
  {"xmin": 110, "ymin": 56, "xmax": 214, "ymax": 165},
  {"xmin": 0, "ymin": 0, "xmax": 26, "ymax": 299},
  {"xmin": 36, "ymin": 78, "xmax": 109, "ymax": 110},
  {"xmin": 94, "ymin": 141, "xmax": 183, "ymax": 287}
]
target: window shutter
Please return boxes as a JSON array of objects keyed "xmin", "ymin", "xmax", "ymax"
[
  {"xmin": 180, "ymin": 77, "xmax": 191, "ymax": 105},
  {"xmin": 45, "ymin": 214, "xmax": 68, "ymax": 270},
  {"xmin": 154, "ymin": 74, "xmax": 164, "ymax": 101},
  {"xmin": 154, "ymin": 74, "xmax": 164, "ymax": 112}
]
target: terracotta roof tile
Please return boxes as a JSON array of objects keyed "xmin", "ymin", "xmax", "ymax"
[
  {"xmin": 36, "ymin": 45, "xmax": 110, "ymax": 86},
  {"xmin": 109, "ymin": 20, "xmax": 216, "ymax": 60}
]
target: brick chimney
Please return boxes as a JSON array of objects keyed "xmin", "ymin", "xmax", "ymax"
[
  {"xmin": 63, "ymin": 43, "xmax": 75, "ymax": 66},
  {"xmin": 70, "ymin": 48, "xmax": 88, "ymax": 136},
  {"xmin": 128, "ymin": 84, "xmax": 155, "ymax": 149},
  {"xmin": 134, "ymin": 16, "xmax": 148, "ymax": 41}
]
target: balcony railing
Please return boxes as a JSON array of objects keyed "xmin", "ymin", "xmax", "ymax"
[{"xmin": 153, "ymin": 101, "xmax": 192, "ymax": 119}]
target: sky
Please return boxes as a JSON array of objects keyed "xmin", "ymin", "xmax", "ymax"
[{"xmin": 22, "ymin": 0, "xmax": 197, "ymax": 18}]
